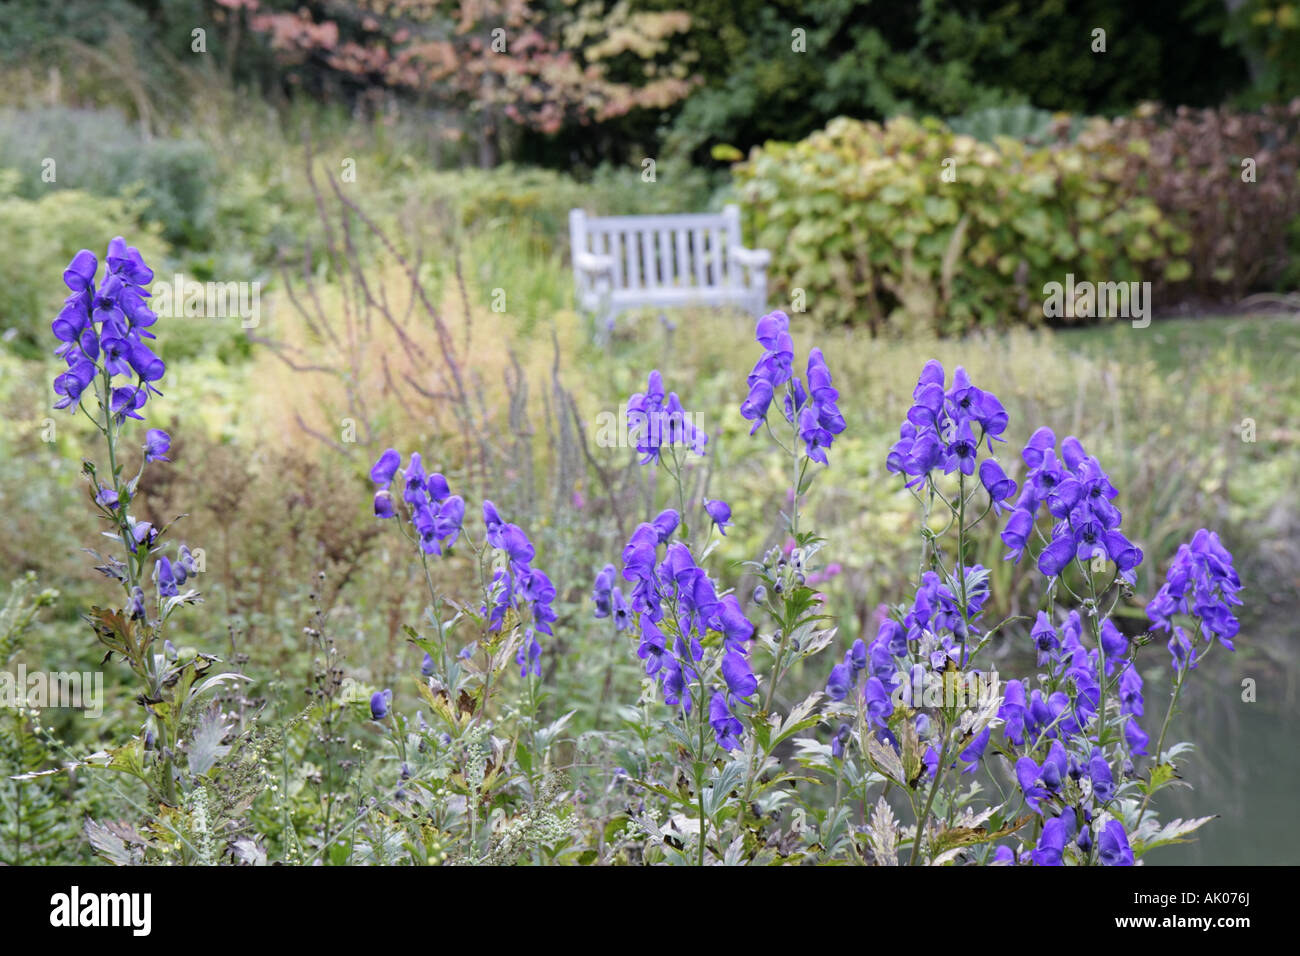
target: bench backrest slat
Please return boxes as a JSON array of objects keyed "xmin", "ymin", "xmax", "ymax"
[
  {"xmin": 675, "ymin": 229, "xmax": 690, "ymax": 289},
  {"xmin": 622, "ymin": 229, "xmax": 638, "ymax": 290},
  {"xmin": 657, "ymin": 227, "xmax": 672, "ymax": 286},
  {"xmin": 713, "ymin": 225, "xmax": 725, "ymax": 288},
  {"xmin": 691, "ymin": 227, "xmax": 706, "ymax": 288},
  {"xmin": 606, "ymin": 230, "xmax": 622, "ymax": 289},
  {"xmin": 638, "ymin": 227, "xmax": 654, "ymax": 290}
]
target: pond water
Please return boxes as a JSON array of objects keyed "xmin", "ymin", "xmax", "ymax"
[{"xmin": 1156, "ymin": 648, "xmax": 1300, "ymax": 865}]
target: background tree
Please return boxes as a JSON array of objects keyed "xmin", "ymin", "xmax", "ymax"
[{"xmin": 220, "ymin": 0, "xmax": 695, "ymax": 165}]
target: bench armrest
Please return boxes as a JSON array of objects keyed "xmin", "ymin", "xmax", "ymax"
[
  {"xmin": 574, "ymin": 251, "xmax": 616, "ymax": 274},
  {"xmin": 729, "ymin": 246, "xmax": 771, "ymax": 268}
]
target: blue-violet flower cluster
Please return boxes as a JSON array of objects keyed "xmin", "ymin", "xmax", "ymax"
[
  {"xmin": 1147, "ymin": 529, "xmax": 1242, "ymax": 671},
  {"xmin": 52, "ymin": 238, "xmax": 165, "ymax": 422},
  {"xmin": 617, "ymin": 510, "xmax": 757, "ymax": 748},
  {"xmin": 625, "ymin": 370, "xmax": 707, "ymax": 465},
  {"xmin": 1000, "ymin": 429, "xmax": 1142, "ymax": 583},
  {"xmin": 740, "ymin": 311, "xmax": 845, "ymax": 464},
  {"xmin": 370, "ymin": 449, "xmax": 465, "ymax": 556},
  {"xmin": 886, "ymin": 361, "xmax": 1008, "ymax": 486}
]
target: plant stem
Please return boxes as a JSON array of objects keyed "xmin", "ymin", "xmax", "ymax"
[
  {"xmin": 696, "ymin": 671, "xmax": 709, "ymax": 866},
  {"xmin": 1134, "ymin": 643, "xmax": 1204, "ymax": 829},
  {"xmin": 908, "ymin": 736, "xmax": 949, "ymax": 866},
  {"xmin": 418, "ymin": 550, "xmax": 449, "ymax": 680},
  {"xmin": 762, "ymin": 630, "xmax": 790, "ymax": 716}
]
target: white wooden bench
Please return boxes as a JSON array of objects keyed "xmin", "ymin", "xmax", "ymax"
[{"xmin": 569, "ymin": 204, "xmax": 770, "ymax": 332}]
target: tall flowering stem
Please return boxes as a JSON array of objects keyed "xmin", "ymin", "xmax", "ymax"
[
  {"xmin": 50, "ymin": 239, "xmax": 233, "ymax": 810},
  {"xmin": 740, "ymin": 312, "xmax": 844, "ymax": 713},
  {"xmin": 1135, "ymin": 530, "xmax": 1242, "ymax": 829}
]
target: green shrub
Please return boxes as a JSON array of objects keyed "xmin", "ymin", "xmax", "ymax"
[{"xmin": 734, "ymin": 114, "xmax": 1188, "ymax": 335}]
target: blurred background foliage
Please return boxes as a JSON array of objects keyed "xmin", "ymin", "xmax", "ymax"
[{"xmin": 1, "ymin": 0, "xmax": 1296, "ymax": 165}]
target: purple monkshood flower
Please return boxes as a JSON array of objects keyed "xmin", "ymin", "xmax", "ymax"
[
  {"xmin": 477, "ymin": 511, "xmax": 556, "ymax": 674},
  {"xmin": 1016, "ymin": 741, "xmax": 1068, "ymax": 813},
  {"xmin": 173, "ymin": 545, "xmax": 195, "ymax": 585},
  {"xmin": 1000, "ymin": 509, "xmax": 1034, "ymax": 563},
  {"xmin": 741, "ymin": 312, "xmax": 792, "ymax": 433},
  {"xmin": 595, "ymin": 561, "xmax": 634, "ymax": 634},
  {"xmin": 703, "ymin": 498, "xmax": 732, "ymax": 535},
  {"xmin": 1030, "ymin": 811, "xmax": 1073, "ymax": 866},
  {"xmin": 367, "ymin": 453, "xmax": 552, "ymax": 680},
  {"xmin": 499, "ymin": 523, "xmax": 536, "ymax": 566},
  {"xmin": 63, "ymin": 250, "xmax": 98, "ymax": 292},
  {"xmin": 615, "ymin": 521, "xmax": 759, "ymax": 711},
  {"xmin": 482, "ymin": 500, "xmax": 505, "ymax": 544},
  {"xmin": 831, "ymin": 722, "xmax": 852, "ymax": 758},
  {"xmin": 709, "ymin": 691, "xmax": 744, "ymax": 751},
  {"xmin": 517, "ymin": 628, "xmax": 542, "ymax": 678},
  {"xmin": 370, "ymin": 688, "xmax": 393, "ymax": 720},
  {"xmin": 1088, "ymin": 747, "xmax": 1115, "ymax": 802},
  {"xmin": 651, "ymin": 508, "xmax": 680, "ymax": 544},
  {"xmin": 592, "ymin": 564, "xmax": 617, "ymax": 618},
  {"xmin": 144, "ymin": 428, "xmax": 170, "ymax": 463},
  {"xmin": 848, "ymin": 638, "xmax": 867, "ymax": 675},
  {"xmin": 95, "ymin": 484, "xmax": 121, "ymax": 510},
  {"xmin": 795, "ymin": 348, "xmax": 846, "ymax": 464},
  {"xmin": 958, "ymin": 726, "xmax": 992, "ymax": 773},
  {"xmin": 370, "ymin": 448, "xmax": 400, "ymax": 485},
  {"xmin": 1097, "ymin": 820, "xmax": 1134, "ymax": 866},
  {"xmin": 748, "ymin": 314, "xmax": 847, "ymax": 463},
  {"xmin": 978, "ymin": 458, "xmax": 1017, "ymax": 512},
  {"xmin": 922, "ymin": 744, "xmax": 939, "ymax": 779},
  {"xmin": 1099, "ymin": 619, "xmax": 1128, "ymax": 667},
  {"xmin": 742, "ymin": 313, "xmax": 846, "ymax": 463},
  {"xmin": 826, "ymin": 646, "xmax": 862, "ymax": 701},
  {"xmin": 127, "ymin": 586, "xmax": 146, "ymax": 620},
  {"xmin": 1119, "ymin": 661, "xmax": 1145, "ymax": 717},
  {"xmin": 1125, "ymin": 717, "xmax": 1150, "ymax": 756},
  {"xmin": 721, "ymin": 649, "xmax": 758, "ymax": 698},
  {"xmin": 128, "ymin": 518, "xmax": 156, "ymax": 552},
  {"xmin": 611, "ymin": 587, "xmax": 631, "ymax": 631},
  {"xmin": 863, "ymin": 676, "xmax": 893, "ymax": 730},
  {"xmin": 1030, "ymin": 611, "xmax": 1060, "ymax": 666},
  {"xmin": 154, "ymin": 556, "xmax": 178, "ymax": 599}
]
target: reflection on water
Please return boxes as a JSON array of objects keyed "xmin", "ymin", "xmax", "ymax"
[{"xmin": 1154, "ymin": 661, "xmax": 1300, "ymax": 865}]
